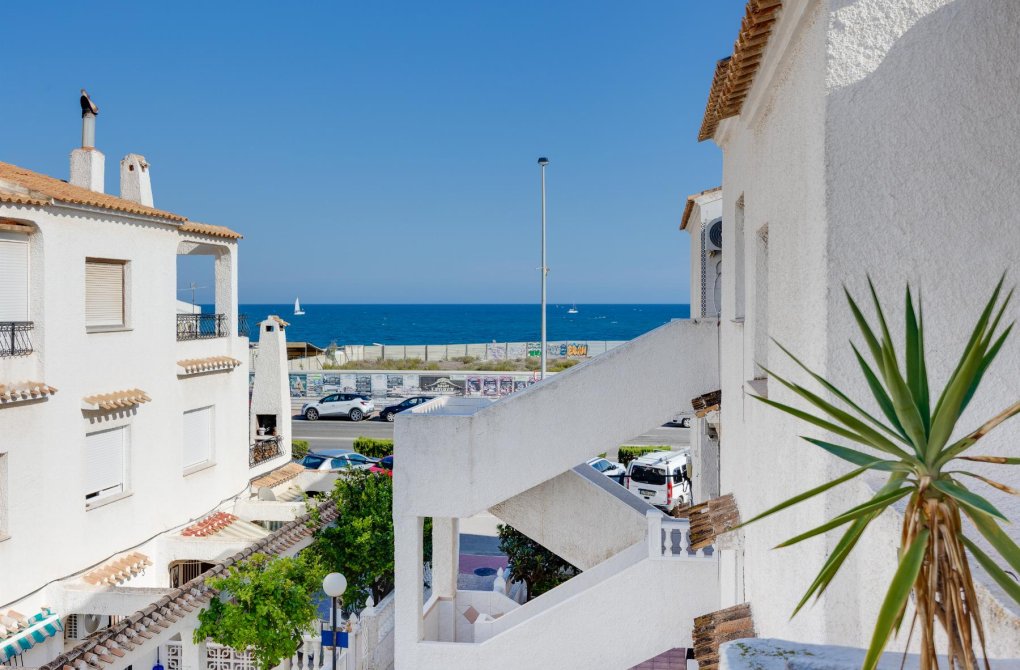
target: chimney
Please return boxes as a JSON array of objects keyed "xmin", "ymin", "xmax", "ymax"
[
  {"xmin": 120, "ymin": 154, "xmax": 153, "ymax": 207},
  {"xmin": 70, "ymin": 89, "xmax": 104, "ymax": 192}
]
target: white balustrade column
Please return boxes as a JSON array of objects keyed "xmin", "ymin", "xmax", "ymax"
[
  {"xmin": 431, "ymin": 517, "xmax": 459, "ymax": 599},
  {"xmin": 646, "ymin": 510, "xmax": 663, "ymax": 558},
  {"xmin": 394, "ymin": 513, "xmax": 424, "ymax": 669}
]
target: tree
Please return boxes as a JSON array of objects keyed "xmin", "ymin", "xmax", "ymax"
[
  {"xmin": 743, "ymin": 278, "xmax": 1020, "ymax": 670},
  {"xmin": 497, "ymin": 524, "xmax": 579, "ymax": 599},
  {"xmin": 194, "ymin": 552, "xmax": 324, "ymax": 670}
]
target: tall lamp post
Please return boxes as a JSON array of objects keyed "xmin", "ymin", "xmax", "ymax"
[
  {"xmin": 537, "ymin": 157, "xmax": 550, "ymax": 379},
  {"xmin": 322, "ymin": 572, "xmax": 347, "ymax": 670}
]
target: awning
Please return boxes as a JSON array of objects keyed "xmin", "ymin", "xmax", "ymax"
[
  {"xmin": 176, "ymin": 356, "xmax": 242, "ymax": 376},
  {"xmin": 0, "ymin": 381, "xmax": 57, "ymax": 405},
  {"xmin": 0, "ymin": 608, "xmax": 62, "ymax": 662},
  {"xmin": 81, "ymin": 388, "xmax": 151, "ymax": 411}
]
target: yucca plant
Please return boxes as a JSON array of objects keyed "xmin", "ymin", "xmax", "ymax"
[{"xmin": 743, "ymin": 277, "xmax": 1020, "ymax": 670}]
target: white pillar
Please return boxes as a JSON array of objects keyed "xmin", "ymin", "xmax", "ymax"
[
  {"xmin": 394, "ymin": 513, "xmax": 424, "ymax": 669},
  {"xmin": 430, "ymin": 517, "xmax": 459, "ymax": 599}
]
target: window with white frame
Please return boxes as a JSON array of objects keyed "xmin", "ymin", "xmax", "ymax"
[
  {"xmin": 182, "ymin": 406, "xmax": 215, "ymax": 472},
  {"xmin": 85, "ymin": 259, "xmax": 126, "ymax": 329},
  {"xmin": 84, "ymin": 426, "xmax": 128, "ymax": 505},
  {"xmin": 0, "ymin": 233, "xmax": 29, "ymax": 322}
]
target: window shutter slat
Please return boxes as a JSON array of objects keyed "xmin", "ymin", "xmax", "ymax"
[
  {"xmin": 85, "ymin": 427, "xmax": 126, "ymax": 499},
  {"xmin": 182, "ymin": 407, "xmax": 213, "ymax": 468},
  {"xmin": 86, "ymin": 261, "xmax": 124, "ymax": 327},
  {"xmin": 0, "ymin": 239, "xmax": 29, "ymax": 321}
]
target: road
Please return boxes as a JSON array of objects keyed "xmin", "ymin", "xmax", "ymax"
[{"xmin": 291, "ymin": 405, "xmax": 690, "ymax": 458}]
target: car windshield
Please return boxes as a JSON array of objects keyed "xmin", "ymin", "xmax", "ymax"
[
  {"xmin": 301, "ymin": 455, "xmax": 327, "ymax": 468},
  {"xmin": 630, "ymin": 465, "xmax": 666, "ymax": 485},
  {"xmin": 590, "ymin": 460, "xmax": 610, "ymax": 472},
  {"xmin": 380, "ymin": 456, "xmax": 393, "ymax": 468}
]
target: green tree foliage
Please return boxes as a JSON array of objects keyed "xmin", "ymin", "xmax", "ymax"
[
  {"xmin": 351, "ymin": 437, "xmax": 393, "ymax": 459},
  {"xmin": 497, "ymin": 524, "xmax": 579, "ymax": 599},
  {"xmin": 194, "ymin": 553, "xmax": 324, "ymax": 670},
  {"xmin": 291, "ymin": 439, "xmax": 310, "ymax": 460},
  {"xmin": 616, "ymin": 445, "xmax": 671, "ymax": 467}
]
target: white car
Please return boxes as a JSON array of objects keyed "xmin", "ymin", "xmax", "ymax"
[
  {"xmin": 301, "ymin": 393, "xmax": 375, "ymax": 422},
  {"xmin": 297, "ymin": 450, "xmax": 377, "ymax": 471},
  {"xmin": 586, "ymin": 457, "xmax": 626, "ymax": 483}
]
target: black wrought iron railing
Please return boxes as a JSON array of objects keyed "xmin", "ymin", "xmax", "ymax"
[
  {"xmin": 238, "ymin": 313, "xmax": 250, "ymax": 338},
  {"xmin": 250, "ymin": 436, "xmax": 283, "ymax": 468},
  {"xmin": 0, "ymin": 322, "xmax": 33, "ymax": 357},
  {"xmin": 177, "ymin": 313, "xmax": 228, "ymax": 341}
]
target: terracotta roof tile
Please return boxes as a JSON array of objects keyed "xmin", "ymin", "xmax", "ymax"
[
  {"xmin": 179, "ymin": 222, "xmax": 243, "ymax": 240},
  {"xmin": 181, "ymin": 512, "xmax": 239, "ymax": 537},
  {"xmin": 692, "ymin": 390, "xmax": 721, "ymax": 412},
  {"xmin": 251, "ymin": 462, "xmax": 305, "ymax": 490},
  {"xmin": 82, "ymin": 553, "xmax": 152, "ymax": 586},
  {"xmin": 0, "ymin": 381, "xmax": 57, "ymax": 405},
  {"xmin": 676, "ymin": 494, "xmax": 741, "ymax": 550},
  {"xmin": 81, "ymin": 388, "xmax": 151, "ymax": 411},
  {"xmin": 692, "ymin": 603, "xmax": 755, "ymax": 670},
  {"xmin": 41, "ymin": 501, "xmax": 339, "ymax": 670},
  {"xmin": 698, "ymin": 0, "xmax": 783, "ymax": 142},
  {"xmin": 176, "ymin": 356, "xmax": 242, "ymax": 376},
  {"xmin": 0, "ymin": 191, "xmax": 48, "ymax": 207},
  {"xmin": 680, "ymin": 186, "xmax": 722, "ymax": 231},
  {"xmin": 0, "ymin": 160, "xmax": 186, "ymax": 222}
]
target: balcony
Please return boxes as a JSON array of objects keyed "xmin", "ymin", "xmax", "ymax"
[
  {"xmin": 176, "ymin": 314, "xmax": 228, "ymax": 341},
  {"xmin": 0, "ymin": 322, "xmax": 33, "ymax": 357}
]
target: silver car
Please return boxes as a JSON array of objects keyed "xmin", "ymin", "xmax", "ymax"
[{"xmin": 301, "ymin": 393, "xmax": 375, "ymax": 422}]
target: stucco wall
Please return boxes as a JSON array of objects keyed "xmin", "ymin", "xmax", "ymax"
[
  {"xmin": 0, "ymin": 202, "xmax": 250, "ymax": 609},
  {"xmin": 714, "ymin": 0, "xmax": 1020, "ymax": 657}
]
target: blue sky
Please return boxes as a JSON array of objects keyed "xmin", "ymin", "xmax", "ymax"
[{"xmin": 1, "ymin": 1, "xmax": 744, "ymax": 304}]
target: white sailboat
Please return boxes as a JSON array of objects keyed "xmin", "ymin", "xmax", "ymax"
[
  {"xmin": 294, "ymin": 298, "xmax": 305, "ymax": 316},
  {"xmin": 567, "ymin": 303, "xmax": 579, "ymax": 314}
]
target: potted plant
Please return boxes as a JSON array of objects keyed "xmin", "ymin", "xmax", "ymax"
[{"xmin": 744, "ymin": 277, "xmax": 1020, "ymax": 670}]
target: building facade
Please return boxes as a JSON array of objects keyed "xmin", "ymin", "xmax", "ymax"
[{"xmin": 0, "ymin": 107, "xmax": 307, "ymax": 669}]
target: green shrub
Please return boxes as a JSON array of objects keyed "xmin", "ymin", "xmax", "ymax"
[
  {"xmin": 452, "ymin": 355, "xmax": 477, "ymax": 364},
  {"xmin": 617, "ymin": 445, "xmax": 672, "ymax": 467},
  {"xmin": 549, "ymin": 359, "xmax": 580, "ymax": 372},
  {"xmin": 353, "ymin": 436, "xmax": 394, "ymax": 458},
  {"xmin": 291, "ymin": 439, "xmax": 310, "ymax": 460}
]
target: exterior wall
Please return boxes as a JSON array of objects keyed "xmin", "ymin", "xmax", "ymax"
[
  {"xmin": 714, "ymin": 0, "xmax": 1020, "ymax": 657},
  {"xmin": 714, "ymin": 0, "xmax": 831, "ymax": 646},
  {"xmin": 0, "ymin": 202, "xmax": 250, "ymax": 613},
  {"xmin": 687, "ymin": 194, "xmax": 723, "ymax": 319}
]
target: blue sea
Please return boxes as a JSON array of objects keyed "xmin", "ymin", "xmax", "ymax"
[{"xmin": 236, "ymin": 304, "xmax": 690, "ymax": 346}]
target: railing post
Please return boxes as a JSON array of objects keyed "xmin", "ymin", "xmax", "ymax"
[{"xmin": 646, "ymin": 510, "xmax": 663, "ymax": 558}]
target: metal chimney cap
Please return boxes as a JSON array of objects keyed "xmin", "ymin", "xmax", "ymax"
[{"xmin": 537, "ymin": 157, "xmax": 549, "ymax": 166}]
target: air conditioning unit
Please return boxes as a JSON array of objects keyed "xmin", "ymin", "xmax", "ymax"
[
  {"xmin": 65, "ymin": 614, "xmax": 108, "ymax": 641},
  {"xmin": 705, "ymin": 218, "xmax": 723, "ymax": 251}
]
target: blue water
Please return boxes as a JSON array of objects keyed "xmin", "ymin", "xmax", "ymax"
[{"xmin": 235, "ymin": 304, "xmax": 690, "ymax": 346}]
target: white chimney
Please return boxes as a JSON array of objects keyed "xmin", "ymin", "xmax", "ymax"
[
  {"xmin": 70, "ymin": 88, "xmax": 104, "ymax": 192},
  {"xmin": 120, "ymin": 154, "xmax": 153, "ymax": 207}
]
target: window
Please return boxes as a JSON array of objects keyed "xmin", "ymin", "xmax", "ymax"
[
  {"xmin": 0, "ymin": 234, "xmax": 29, "ymax": 322},
  {"xmin": 85, "ymin": 259, "xmax": 126, "ymax": 329},
  {"xmin": 630, "ymin": 465, "xmax": 666, "ymax": 486},
  {"xmin": 84, "ymin": 426, "xmax": 127, "ymax": 506},
  {"xmin": 182, "ymin": 406, "xmax": 214, "ymax": 472}
]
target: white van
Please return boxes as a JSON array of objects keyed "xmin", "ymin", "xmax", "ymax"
[{"xmin": 624, "ymin": 451, "xmax": 692, "ymax": 512}]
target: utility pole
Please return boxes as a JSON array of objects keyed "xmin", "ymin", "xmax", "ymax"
[{"xmin": 538, "ymin": 157, "xmax": 549, "ymax": 380}]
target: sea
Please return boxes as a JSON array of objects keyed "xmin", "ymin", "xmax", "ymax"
[{"xmin": 236, "ymin": 304, "xmax": 691, "ymax": 347}]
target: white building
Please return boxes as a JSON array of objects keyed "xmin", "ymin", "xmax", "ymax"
[
  {"xmin": 0, "ymin": 100, "xmax": 324, "ymax": 670},
  {"xmin": 393, "ymin": 1, "xmax": 1020, "ymax": 667}
]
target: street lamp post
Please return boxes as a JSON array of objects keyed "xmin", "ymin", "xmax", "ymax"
[
  {"xmin": 537, "ymin": 157, "xmax": 549, "ymax": 380},
  {"xmin": 322, "ymin": 572, "xmax": 347, "ymax": 670}
]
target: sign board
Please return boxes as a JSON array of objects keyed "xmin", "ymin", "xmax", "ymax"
[{"xmin": 321, "ymin": 630, "xmax": 349, "ymax": 649}]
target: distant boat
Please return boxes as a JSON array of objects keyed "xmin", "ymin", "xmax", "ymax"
[
  {"xmin": 568, "ymin": 304, "xmax": 579, "ymax": 314},
  {"xmin": 294, "ymin": 298, "xmax": 305, "ymax": 316}
]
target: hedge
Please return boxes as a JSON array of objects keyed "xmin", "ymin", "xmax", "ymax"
[
  {"xmin": 291, "ymin": 439, "xmax": 310, "ymax": 460},
  {"xmin": 353, "ymin": 437, "xmax": 394, "ymax": 459},
  {"xmin": 617, "ymin": 445, "xmax": 672, "ymax": 467}
]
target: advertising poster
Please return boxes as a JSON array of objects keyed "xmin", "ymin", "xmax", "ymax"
[
  {"xmin": 499, "ymin": 376, "xmax": 513, "ymax": 396},
  {"xmin": 355, "ymin": 375, "xmax": 372, "ymax": 395},
  {"xmin": 482, "ymin": 377, "xmax": 499, "ymax": 396},
  {"xmin": 466, "ymin": 377, "xmax": 482, "ymax": 394},
  {"xmin": 420, "ymin": 375, "xmax": 465, "ymax": 394}
]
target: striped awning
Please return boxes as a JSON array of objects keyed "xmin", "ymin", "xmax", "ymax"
[{"xmin": 0, "ymin": 608, "xmax": 62, "ymax": 662}]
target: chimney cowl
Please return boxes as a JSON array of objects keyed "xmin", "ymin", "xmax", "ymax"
[{"xmin": 120, "ymin": 154, "xmax": 153, "ymax": 207}]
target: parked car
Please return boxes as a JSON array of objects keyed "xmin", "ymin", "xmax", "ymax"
[
  {"xmin": 301, "ymin": 393, "xmax": 375, "ymax": 422},
  {"xmin": 624, "ymin": 451, "xmax": 692, "ymax": 512},
  {"xmin": 369, "ymin": 455, "xmax": 393, "ymax": 477},
  {"xmin": 379, "ymin": 396, "xmax": 435, "ymax": 422},
  {"xmin": 297, "ymin": 449, "xmax": 378, "ymax": 471},
  {"xmin": 586, "ymin": 457, "xmax": 626, "ymax": 484}
]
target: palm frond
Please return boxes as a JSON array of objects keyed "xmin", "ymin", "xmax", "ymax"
[
  {"xmin": 775, "ymin": 487, "xmax": 911, "ymax": 549},
  {"xmin": 862, "ymin": 529, "xmax": 930, "ymax": 670}
]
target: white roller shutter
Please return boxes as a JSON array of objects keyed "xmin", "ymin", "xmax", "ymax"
[
  {"xmin": 182, "ymin": 406, "xmax": 214, "ymax": 469},
  {"xmin": 85, "ymin": 261, "xmax": 124, "ymax": 327},
  {"xmin": 0, "ymin": 238, "xmax": 29, "ymax": 321},
  {"xmin": 84, "ymin": 426, "xmax": 126, "ymax": 502}
]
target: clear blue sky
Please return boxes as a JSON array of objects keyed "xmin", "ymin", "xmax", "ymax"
[{"xmin": 1, "ymin": 1, "xmax": 745, "ymax": 305}]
